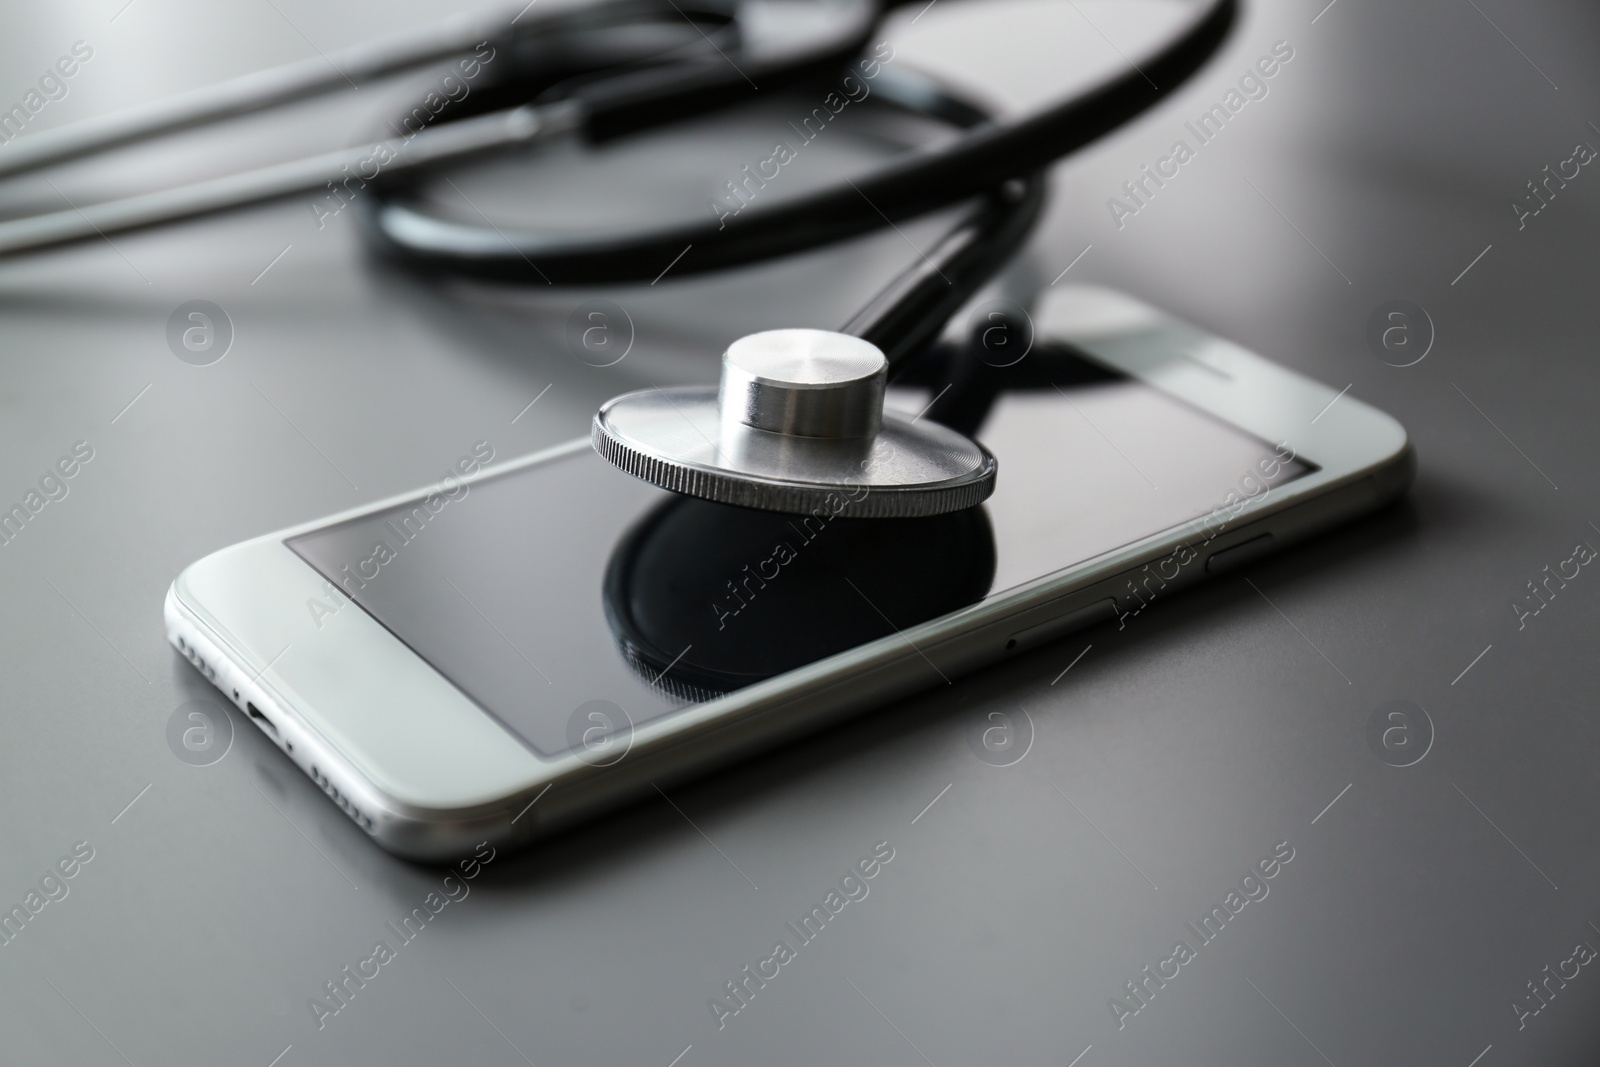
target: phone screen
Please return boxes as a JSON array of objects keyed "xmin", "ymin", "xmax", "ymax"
[{"xmin": 287, "ymin": 353, "xmax": 1311, "ymax": 758}]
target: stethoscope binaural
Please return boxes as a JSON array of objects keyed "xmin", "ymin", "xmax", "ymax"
[{"xmin": 0, "ymin": 0, "xmax": 1238, "ymax": 515}]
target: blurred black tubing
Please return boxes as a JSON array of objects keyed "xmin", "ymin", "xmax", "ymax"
[
  {"xmin": 840, "ymin": 176, "xmax": 1047, "ymax": 373},
  {"xmin": 362, "ymin": 0, "xmax": 1238, "ymax": 282}
]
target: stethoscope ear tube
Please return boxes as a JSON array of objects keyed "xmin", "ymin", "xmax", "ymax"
[
  {"xmin": 0, "ymin": 0, "xmax": 871, "ymax": 259},
  {"xmin": 362, "ymin": 0, "xmax": 1238, "ymax": 285},
  {"xmin": 0, "ymin": 0, "xmax": 1236, "ymax": 281},
  {"xmin": 572, "ymin": 0, "xmax": 879, "ymax": 141},
  {"xmin": 842, "ymin": 176, "xmax": 1047, "ymax": 373}
]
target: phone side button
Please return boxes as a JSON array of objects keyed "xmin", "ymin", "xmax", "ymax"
[
  {"xmin": 1005, "ymin": 598, "xmax": 1118, "ymax": 653},
  {"xmin": 1204, "ymin": 533, "xmax": 1275, "ymax": 575}
]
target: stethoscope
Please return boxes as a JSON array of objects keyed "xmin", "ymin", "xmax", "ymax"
[{"xmin": 0, "ymin": 0, "xmax": 1237, "ymax": 516}]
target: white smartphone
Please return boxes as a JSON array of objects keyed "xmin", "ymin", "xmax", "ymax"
[{"xmin": 165, "ymin": 286, "xmax": 1411, "ymax": 860}]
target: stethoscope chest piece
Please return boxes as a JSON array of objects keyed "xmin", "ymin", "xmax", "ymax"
[{"xmin": 592, "ymin": 329, "xmax": 996, "ymax": 518}]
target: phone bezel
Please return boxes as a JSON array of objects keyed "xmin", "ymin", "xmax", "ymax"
[{"xmin": 165, "ymin": 286, "xmax": 1410, "ymax": 858}]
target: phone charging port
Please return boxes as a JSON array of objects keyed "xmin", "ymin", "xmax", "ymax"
[{"xmin": 246, "ymin": 702, "xmax": 278, "ymax": 737}]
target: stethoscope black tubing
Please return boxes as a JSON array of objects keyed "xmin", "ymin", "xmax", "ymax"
[
  {"xmin": 843, "ymin": 175, "xmax": 1046, "ymax": 372},
  {"xmin": 0, "ymin": 0, "xmax": 868, "ymax": 260},
  {"xmin": 361, "ymin": 0, "xmax": 1237, "ymax": 285}
]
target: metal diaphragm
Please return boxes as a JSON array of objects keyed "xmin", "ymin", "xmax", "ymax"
[{"xmin": 591, "ymin": 329, "xmax": 997, "ymax": 518}]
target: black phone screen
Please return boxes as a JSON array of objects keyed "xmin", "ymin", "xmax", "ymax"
[{"xmin": 287, "ymin": 365, "xmax": 1310, "ymax": 758}]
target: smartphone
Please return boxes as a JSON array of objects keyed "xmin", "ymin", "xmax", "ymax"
[{"xmin": 165, "ymin": 286, "xmax": 1411, "ymax": 860}]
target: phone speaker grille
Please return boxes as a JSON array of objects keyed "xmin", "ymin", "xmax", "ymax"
[{"xmin": 308, "ymin": 765, "xmax": 374, "ymax": 832}]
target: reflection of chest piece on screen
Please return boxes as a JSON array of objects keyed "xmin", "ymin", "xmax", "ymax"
[{"xmin": 592, "ymin": 329, "xmax": 997, "ymax": 518}]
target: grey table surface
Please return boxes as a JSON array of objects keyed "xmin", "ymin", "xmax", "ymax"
[{"xmin": 2, "ymin": 0, "xmax": 1598, "ymax": 1063}]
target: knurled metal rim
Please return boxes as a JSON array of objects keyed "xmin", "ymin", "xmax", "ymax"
[
  {"xmin": 611, "ymin": 632, "xmax": 729, "ymax": 704},
  {"xmin": 591, "ymin": 416, "xmax": 997, "ymax": 518}
]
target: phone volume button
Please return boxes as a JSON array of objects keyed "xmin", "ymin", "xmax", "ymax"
[
  {"xmin": 1203, "ymin": 533, "xmax": 1275, "ymax": 575},
  {"xmin": 1004, "ymin": 598, "xmax": 1117, "ymax": 653}
]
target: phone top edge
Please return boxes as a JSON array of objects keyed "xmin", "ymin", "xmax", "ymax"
[{"xmin": 1040, "ymin": 285, "xmax": 1410, "ymax": 475}]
